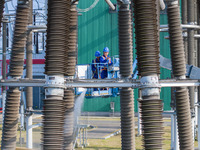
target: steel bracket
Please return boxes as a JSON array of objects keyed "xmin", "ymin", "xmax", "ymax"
[
  {"xmin": 140, "ymin": 76, "xmax": 161, "ymax": 88},
  {"xmin": 140, "ymin": 76, "xmax": 160, "ymax": 97},
  {"xmin": 44, "ymin": 75, "xmax": 65, "ymax": 96}
]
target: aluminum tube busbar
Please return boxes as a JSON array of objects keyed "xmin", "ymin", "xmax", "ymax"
[
  {"xmin": 105, "ymin": 0, "xmax": 116, "ymax": 10},
  {"xmin": 159, "ymin": 0, "xmax": 165, "ymax": 10}
]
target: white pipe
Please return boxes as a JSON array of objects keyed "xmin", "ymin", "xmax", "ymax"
[
  {"xmin": 174, "ymin": 114, "xmax": 180, "ymax": 150},
  {"xmin": 26, "ymin": 115, "xmax": 33, "ymax": 149},
  {"xmin": 195, "ymin": 88, "xmax": 198, "ymax": 135},
  {"xmin": 192, "ymin": 117, "xmax": 195, "ymax": 140},
  {"xmin": 20, "ymin": 102, "xmax": 24, "ymax": 129},
  {"xmin": 2, "ymin": 90, "xmax": 6, "ymax": 119},
  {"xmin": 137, "ymin": 101, "xmax": 142, "ymax": 136},
  {"xmin": 198, "ymin": 104, "xmax": 200, "ymax": 149},
  {"xmin": 32, "ymin": 29, "xmax": 46, "ymax": 33},
  {"xmin": 171, "ymin": 113, "xmax": 174, "ymax": 149},
  {"xmin": 159, "ymin": 0, "xmax": 165, "ymax": 10},
  {"xmin": 105, "ymin": 0, "xmax": 115, "ymax": 10}
]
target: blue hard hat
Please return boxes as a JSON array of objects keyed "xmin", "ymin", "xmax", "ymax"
[
  {"xmin": 95, "ymin": 51, "xmax": 101, "ymax": 57},
  {"xmin": 103, "ymin": 47, "xmax": 109, "ymax": 53}
]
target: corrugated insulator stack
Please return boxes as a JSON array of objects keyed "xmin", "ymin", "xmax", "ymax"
[
  {"xmin": 118, "ymin": 3, "xmax": 135, "ymax": 150},
  {"xmin": 139, "ymin": 99, "xmax": 163, "ymax": 149},
  {"xmin": 63, "ymin": 3, "xmax": 78, "ymax": 150},
  {"xmin": 1, "ymin": 1, "xmax": 30, "ymax": 149},
  {"xmin": 1, "ymin": 88, "xmax": 21, "ymax": 149},
  {"xmin": 156, "ymin": 0, "xmax": 160, "ymax": 53},
  {"xmin": 63, "ymin": 89, "xmax": 75, "ymax": 150},
  {"xmin": 0, "ymin": 0, "xmax": 5, "ymax": 33},
  {"xmin": 167, "ymin": 3, "xmax": 194, "ymax": 149},
  {"xmin": 43, "ymin": 0, "xmax": 67, "ymax": 149},
  {"xmin": 134, "ymin": 0, "xmax": 160, "ymax": 76},
  {"xmin": 9, "ymin": 2, "xmax": 30, "ymax": 77},
  {"xmin": 65, "ymin": 0, "xmax": 71, "ymax": 76},
  {"xmin": 133, "ymin": 0, "xmax": 164, "ymax": 149},
  {"xmin": 43, "ymin": 96, "xmax": 64, "ymax": 150},
  {"xmin": 45, "ymin": 0, "xmax": 66, "ymax": 75},
  {"xmin": 66, "ymin": 4, "xmax": 78, "ymax": 76}
]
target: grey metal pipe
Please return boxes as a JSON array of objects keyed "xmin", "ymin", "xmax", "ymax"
[
  {"xmin": 197, "ymin": 0, "xmax": 200, "ymax": 104},
  {"xmin": 105, "ymin": 0, "xmax": 116, "ymax": 10},
  {"xmin": 2, "ymin": 20, "xmax": 7, "ymax": 90},
  {"xmin": 160, "ymin": 24, "xmax": 200, "ymax": 29},
  {"xmin": 26, "ymin": 0, "xmax": 33, "ymax": 110},
  {"xmin": 1, "ymin": 78, "xmax": 200, "ymax": 87},
  {"xmin": 28, "ymin": 25, "xmax": 47, "ymax": 30},
  {"xmin": 2, "ymin": 19, "xmax": 7, "ymax": 118},
  {"xmin": 182, "ymin": 0, "xmax": 187, "ymax": 24},
  {"xmin": 165, "ymin": 34, "xmax": 200, "ymax": 39}
]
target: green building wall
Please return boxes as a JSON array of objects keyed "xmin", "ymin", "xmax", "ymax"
[{"xmin": 77, "ymin": 1, "xmax": 171, "ymax": 112}]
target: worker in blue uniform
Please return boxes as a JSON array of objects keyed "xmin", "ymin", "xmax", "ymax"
[
  {"xmin": 92, "ymin": 51, "xmax": 101, "ymax": 79},
  {"xmin": 100, "ymin": 47, "xmax": 113, "ymax": 79}
]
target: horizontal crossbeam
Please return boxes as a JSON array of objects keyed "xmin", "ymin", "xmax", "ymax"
[{"xmin": 0, "ymin": 79, "xmax": 199, "ymax": 88}]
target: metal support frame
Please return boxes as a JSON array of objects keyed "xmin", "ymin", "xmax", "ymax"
[
  {"xmin": 174, "ymin": 114, "xmax": 179, "ymax": 150},
  {"xmin": 2, "ymin": 18, "xmax": 8, "ymax": 118},
  {"xmin": 198, "ymin": 104, "xmax": 200, "ymax": 148},
  {"xmin": 20, "ymin": 89, "xmax": 25, "ymax": 130},
  {"xmin": 26, "ymin": 114, "xmax": 33, "ymax": 149},
  {"xmin": 194, "ymin": 88, "xmax": 198, "ymax": 138},
  {"xmin": 137, "ymin": 100, "xmax": 142, "ymax": 136},
  {"xmin": 198, "ymin": 0, "xmax": 200, "ymax": 148},
  {"xmin": 169, "ymin": 111, "xmax": 179, "ymax": 150}
]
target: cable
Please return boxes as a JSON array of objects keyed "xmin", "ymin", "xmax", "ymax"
[
  {"xmin": 77, "ymin": 0, "xmax": 99, "ymax": 13},
  {"xmin": 34, "ymin": 0, "xmax": 40, "ymax": 9}
]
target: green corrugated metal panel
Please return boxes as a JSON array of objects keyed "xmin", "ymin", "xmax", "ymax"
[
  {"xmin": 78, "ymin": 1, "xmax": 171, "ymax": 112},
  {"xmin": 78, "ymin": 0, "xmax": 118, "ymax": 63},
  {"xmin": 160, "ymin": 14, "xmax": 171, "ymax": 111},
  {"xmin": 82, "ymin": 89, "xmax": 139, "ymax": 112}
]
